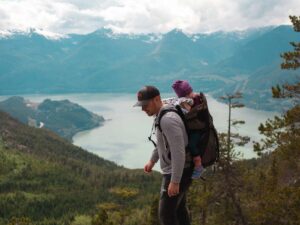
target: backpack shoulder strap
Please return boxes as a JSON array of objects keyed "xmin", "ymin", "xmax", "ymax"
[
  {"xmin": 156, "ymin": 108, "xmax": 177, "ymax": 132},
  {"xmin": 156, "ymin": 106, "xmax": 188, "ymax": 133}
]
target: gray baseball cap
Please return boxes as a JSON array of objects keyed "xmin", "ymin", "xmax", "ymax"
[{"xmin": 133, "ymin": 86, "xmax": 160, "ymax": 107}]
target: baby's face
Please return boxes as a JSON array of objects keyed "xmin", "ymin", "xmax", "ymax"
[
  {"xmin": 181, "ymin": 102, "xmax": 192, "ymax": 111},
  {"xmin": 186, "ymin": 92, "xmax": 194, "ymax": 98}
]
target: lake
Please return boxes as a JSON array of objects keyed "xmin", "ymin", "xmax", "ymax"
[{"xmin": 0, "ymin": 93, "xmax": 277, "ymax": 170}]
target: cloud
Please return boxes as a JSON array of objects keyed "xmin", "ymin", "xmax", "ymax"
[
  {"xmin": 0, "ymin": 0, "xmax": 299, "ymax": 35},
  {"xmin": 0, "ymin": 0, "xmax": 107, "ymax": 34}
]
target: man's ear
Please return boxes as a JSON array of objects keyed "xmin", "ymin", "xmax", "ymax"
[{"xmin": 154, "ymin": 95, "xmax": 161, "ymax": 103}]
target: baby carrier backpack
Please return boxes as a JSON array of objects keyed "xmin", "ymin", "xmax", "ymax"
[{"xmin": 156, "ymin": 92, "xmax": 219, "ymax": 168}]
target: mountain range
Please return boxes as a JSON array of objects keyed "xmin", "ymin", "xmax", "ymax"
[{"xmin": 0, "ymin": 26, "xmax": 299, "ymax": 111}]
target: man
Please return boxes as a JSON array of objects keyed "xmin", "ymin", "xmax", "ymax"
[{"xmin": 134, "ymin": 85, "xmax": 193, "ymax": 225}]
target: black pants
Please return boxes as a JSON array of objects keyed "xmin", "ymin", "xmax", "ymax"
[{"xmin": 159, "ymin": 168, "xmax": 193, "ymax": 225}]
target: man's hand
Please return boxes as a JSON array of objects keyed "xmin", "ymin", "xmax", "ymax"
[
  {"xmin": 168, "ymin": 182, "xmax": 180, "ymax": 197},
  {"xmin": 144, "ymin": 160, "xmax": 155, "ymax": 173}
]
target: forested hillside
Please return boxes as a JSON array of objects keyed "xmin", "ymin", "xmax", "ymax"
[
  {"xmin": 1, "ymin": 103, "xmax": 299, "ymax": 225},
  {"xmin": 0, "ymin": 110, "xmax": 160, "ymax": 225}
]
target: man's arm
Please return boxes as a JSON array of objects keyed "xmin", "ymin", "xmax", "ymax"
[
  {"xmin": 144, "ymin": 148, "xmax": 159, "ymax": 173},
  {"xmin": 160, "ymin": 112, "xmax": 186, "ymax": 183},
  {"xmin": 150, "ymin": 147, "xmax": 159, "ymax": 164}
]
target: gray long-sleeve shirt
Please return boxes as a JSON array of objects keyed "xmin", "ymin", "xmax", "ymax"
[{"xmin": 150, "ymin": 105, "xmax": 191, "ymax": 183}]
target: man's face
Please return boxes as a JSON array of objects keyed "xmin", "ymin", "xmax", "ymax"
[{"xmin": 142, "ymin": 98, "xmax": 157, "ymax": 116}]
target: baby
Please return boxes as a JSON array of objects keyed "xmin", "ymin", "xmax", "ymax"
[{"xmin": 172, "ymin": 80, "xmax": 206, "ymax": 179}]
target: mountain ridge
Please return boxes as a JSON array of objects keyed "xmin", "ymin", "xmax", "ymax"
[{"xmin": 0, "ymin": 25, "xmax": 297, "ymax": 111}]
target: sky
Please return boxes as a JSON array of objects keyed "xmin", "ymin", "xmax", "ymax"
[{"xmin": 0, "ymin": 0, "xmax": 299, "ymax": 35}]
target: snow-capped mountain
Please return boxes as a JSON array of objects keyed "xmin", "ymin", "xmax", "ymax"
[{"xmin": 0, "ymin": 25, "xmax": 298, "ymax": 110}]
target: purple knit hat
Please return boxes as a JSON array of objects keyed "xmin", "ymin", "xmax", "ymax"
[{"xmin": 172, "ymin": 80, "xmax": 193, "ymax": 97}]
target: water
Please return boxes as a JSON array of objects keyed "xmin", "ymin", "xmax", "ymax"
[{"xmin": 0, "ymin": 93, "xmax": 277, "ymax": 169}]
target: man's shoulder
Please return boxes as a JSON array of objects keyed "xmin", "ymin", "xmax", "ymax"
[
  {"xmin": 159, "ymin": 105, "xmax": 180, "ymax": 120},
  {"xmin": 159, "ymin": 107, "xmax": 183, "ymax": 128},
  {"xmin": 161, "ymin": 111, "xmax": 181, "ymax": 121}
]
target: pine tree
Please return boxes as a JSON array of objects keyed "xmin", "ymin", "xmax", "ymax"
[
  {"xmin": 255, "ymin": 15, "xmax": 300, "ymax": 156},
  {"xmin": 272, "ymin": 15, "xmax": 300, "ymax": 101},
  {"xmin": 216, "ymin": 92, "xmax": 249, "ymax": 225},
  {"xmin": 251, "ymin": 15, "xmax": 300, "ymax": 225}
]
